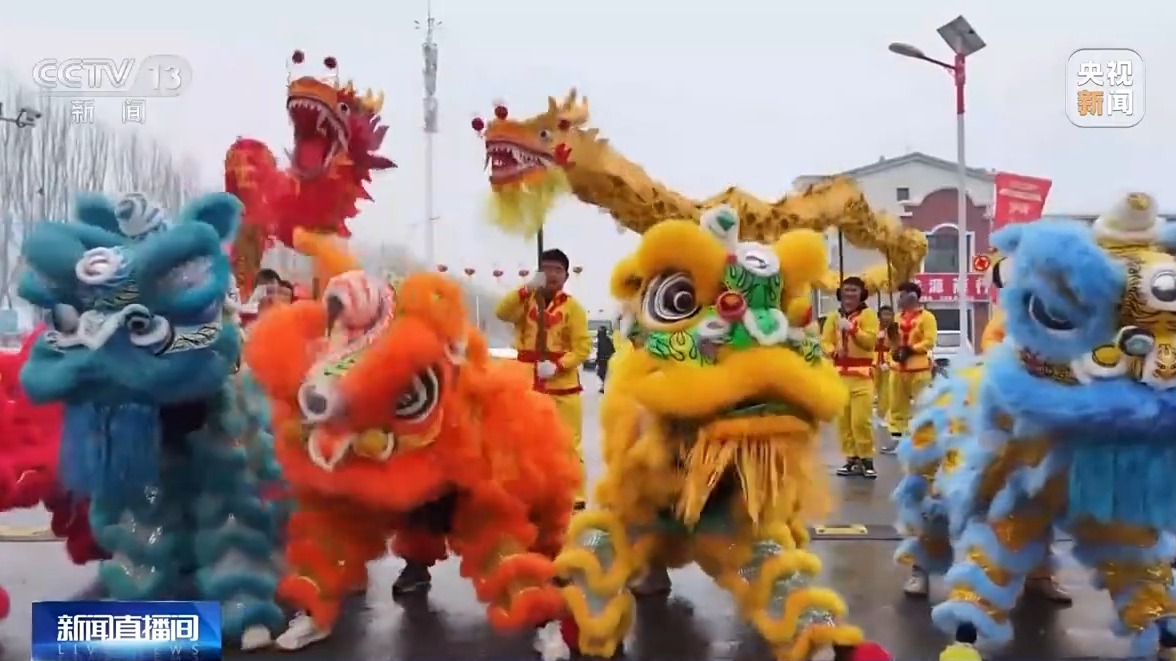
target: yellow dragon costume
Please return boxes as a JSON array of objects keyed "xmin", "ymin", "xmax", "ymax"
[
  {"xmin": 473, "ymin": 90, "xmax": 926, "ymax": 293},
  {"xmin": 543, "ymin": 206, "xmax": 890, "ymax": 661},
  {"xmin": 893, "ymin": 194, "xmax": 1176, "ymax": 660}
]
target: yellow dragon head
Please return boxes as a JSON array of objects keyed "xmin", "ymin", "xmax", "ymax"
[
  {"xmin": 604, "ymin": 206, "xmax": 846, "ymax": 527},
  {"xmin": 474, "ymin": 90, "xmax": 597, "ymax": 234}
]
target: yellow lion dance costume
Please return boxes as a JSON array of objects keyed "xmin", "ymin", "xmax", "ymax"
[{"xmin": 550, "ymin": 207, "xmax": 891, "ymax": 661}]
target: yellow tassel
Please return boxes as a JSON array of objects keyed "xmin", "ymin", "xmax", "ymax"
[
  {"xmin": 676, "ymin": 416, "xmax": 829, "ymax": 528},
  {"xmin": 486, "ymin": 170, "xmax": 571, "ymax": 237}
]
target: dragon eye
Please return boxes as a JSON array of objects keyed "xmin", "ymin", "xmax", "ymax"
[
  {"xmin": 538, "ymin": 129, "xmax": 552, "ymax": 142},
  {"xmin": 642, "ymin": 272, "xmax": 699, "ymax": 325},
  {"xmin": 337, "ymin": 102, "xmax": 350, "ymax": 115}
]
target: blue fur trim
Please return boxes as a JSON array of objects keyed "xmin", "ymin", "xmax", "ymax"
[
  {"xmin": 931, "ymin": 599, "xmax": 1013, "ymax": 645},
  {"xmin": 893, "ymin": 514, "xmax": 953, "ymax": 575},
  {"xmin": 1066, "ymin": 439, "xmax": 1176, "ymax": 530},
  {"xmin": 60, "ymin": 403, "xmax": 160, "ymax": 502},
  {"xmin": 1069, "ymin": 530, "xmax": 1175, "ymax": 569},
  {"xmin": 984, "ymin": 345, "xmax": 1176, "ymax": 437},
  {"xmin": 945, "ymin": 519, "xmax": 1047, "ymax": 610}
]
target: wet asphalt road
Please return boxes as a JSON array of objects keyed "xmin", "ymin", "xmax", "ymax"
[{"xmin": 0, "ymin": 377, "xmax": 1137, "ymax": 660}]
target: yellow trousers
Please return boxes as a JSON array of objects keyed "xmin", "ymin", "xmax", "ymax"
[
  {"xmin": 888, "ymin": 370, "xmax": 933, "ymax": 435},
  {"xmin": 874, "ymin": 368, "xmax": 891, "ymax": 423},
  {"xmin": 549, "ymin": 392, "xmax": 586, "ymax": 501},
  {"xmin": 837, "ymin": 376, "xmax": 875, "ymax": 459}
]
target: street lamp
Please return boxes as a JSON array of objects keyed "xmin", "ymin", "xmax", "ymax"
[
  {"xmin": 0, "ymin": 104, "xmax": 42, "ymax": 128},
  {"xmin": 890, "ymin": 15, "xmax": 986, "ymax": 346}
]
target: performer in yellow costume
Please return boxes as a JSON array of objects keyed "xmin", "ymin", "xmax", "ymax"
[
  {"xmin": 821, "ymin": 277, "xmax": 880, "ymax": 479},
  {"xmin": 887, "ymin": 281, "xmax": 937, "ymax": 439},
  {"xmin": 495, "ymin": 248, "xmax": 592, "ymax": 508}
]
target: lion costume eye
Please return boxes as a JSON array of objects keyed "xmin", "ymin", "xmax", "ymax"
[
  {"xmin": 395, "ymin": 367, "xmax": 440, "ymax": 422},
  {"xmin": 643, "ymin": 272, "xmax": 699, "ymax": 324},
  {"xmin": 1027, "ymin": 294, "xmax": 1076, "ymax": 332}
]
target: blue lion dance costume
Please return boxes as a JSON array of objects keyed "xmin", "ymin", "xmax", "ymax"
[
  {"xmin": 893, "ymin": 193, "xmax": 1176, "ymax": 660},
  {"xmin": 19, "ymin": 192, "xmax": 284, "ymax": 649}
]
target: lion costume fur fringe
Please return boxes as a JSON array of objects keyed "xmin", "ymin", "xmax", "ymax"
[
  {"xmin": 555, "ymin": 208, "xmax": 888, "ymax": 661},
  {"xmin": 245, "ymin": 229, "xmax": 581, "ymax": 638}
]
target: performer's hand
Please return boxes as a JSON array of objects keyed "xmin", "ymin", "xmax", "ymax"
[
  {"xmin": 525, "ymin": 271, "xmax": 547, "ymax": 292},
  {"xmin": 536, "ymin": 361, "xmax": 558, "ymax": 379},
  {"xmin": 837, "ymin": 317, "xmax": 853, "ymax": 331}
]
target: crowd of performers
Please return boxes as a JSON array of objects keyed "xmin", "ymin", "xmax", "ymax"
[
  {"xmin": 3, "ymin": 56, "xmax": 1176, "ymax": 661},
  {"xmin": 5, "ymin": 184, "xmax": 1176, "ymax": 660}
]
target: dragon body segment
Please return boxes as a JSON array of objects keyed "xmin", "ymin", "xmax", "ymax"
[
  {"xmin": 244, "ymin": 230, "xmax": 581, "ymax": 651},
  {"xmin": 893, "ymin": 196, "xmax": 1176, "ymax": 659},
  {"xmin": 18, "ymin": 192, "xmax": 285, "ymax": 648},
  {"xmin": 551, "ymin": 206, "xmax": 890, "ymax": 661},
  {"xmin": 475, "ymin": 90, "xmax": 925, "ymax": 292}
]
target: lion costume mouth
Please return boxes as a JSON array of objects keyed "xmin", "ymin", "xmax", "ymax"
[{"xmin": 655, "ymin": 395, "xmax": 820, "ymax": 529}]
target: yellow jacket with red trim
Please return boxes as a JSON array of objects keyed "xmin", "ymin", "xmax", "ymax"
[
  {"xmin": 894, "ymin": 307, "xmax": 937, "ymax": 372},
  {"xmin": 494, "ymin": 286, "xmax": 592, "ymax": 394},
  {"xmin": 820, "ymin": 306, "xmax": 879, "ymax": 378}
]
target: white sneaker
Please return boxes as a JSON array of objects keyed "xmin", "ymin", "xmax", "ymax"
[
  {"xmin": 274, "ymin": 613, "xmax": 331, "ymax": 650},
  {"xmin": 239, "ymin": 625, "xmax": 272, "ymax": 651},
  {"xmin": 533, "ymin": 621, "xmax": 571, "ymax": 661},
  {"xmin": 903, "ymin": 569, "xmax": 929, "ymax": 597}
]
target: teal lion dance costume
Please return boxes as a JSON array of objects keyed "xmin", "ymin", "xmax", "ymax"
[
  {"xmin": 893, "ymin": 195, "xmax": 1176, "ymax": 660},
  {"xmin": 19, "ymin": 192, "xmax": 285, "ymax": 649}
]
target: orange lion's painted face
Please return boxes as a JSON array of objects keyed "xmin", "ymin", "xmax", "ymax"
[{"xmin": 246, "ymin": 270, "xmax": 483, "ymax": 511}]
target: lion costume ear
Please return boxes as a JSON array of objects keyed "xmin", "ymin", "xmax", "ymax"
[
  {"xmin": 294, "ymin": 228, "xmax": 361, "ymax": 282},
  {"xmin": 609, "ymin": 254, "xmax": 643, "ymax": 301},
  {"xmin": 771, "ymin": 229, "xmax": 828, "ymax": 299},
  {"xmin": 395, "ymin": 273, "xmax": 466, "ymax": 344}
]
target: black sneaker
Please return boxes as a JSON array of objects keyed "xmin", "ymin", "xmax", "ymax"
[
  {"xmin": 880, "ymin": 432, "xmax": 902, "ymax": 455},
  {"xmin": 392, "ymin": 560, "xmax": 432, "ymax": 596},
  {"xmin": 861, "ymin": 458, "xmax": 878, "ymax": 479},
  {"xmin": 836, "ymin": 458, "xmax": 862, "ymax": 476}
]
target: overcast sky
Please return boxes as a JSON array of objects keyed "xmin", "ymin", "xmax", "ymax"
[{"xmin": 2, "ymin": 0, "xmax": 1172, "ymax": 314}]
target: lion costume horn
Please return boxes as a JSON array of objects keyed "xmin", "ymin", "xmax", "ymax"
[{"xmin": 292, "ymin": 228, "xmax": 362, "ymax": 283}]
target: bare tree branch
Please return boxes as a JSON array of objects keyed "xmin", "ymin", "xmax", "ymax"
[{"xmin": 1, "ymin": 72, "xmax": 202, "ymax": 327}]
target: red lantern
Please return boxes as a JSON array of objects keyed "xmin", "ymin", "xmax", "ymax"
[
  {"xmin": 572, "ymin": 266, "xmax": 583, "ymax": 275},
  {"xmin": 437, "ymin": 264, "xmax": 448, "ymax": 273},
  {"xmin": 464, "ymin": 267, "xmax": 475, "ymax": 277},
  {"xmin": 518, "ymin": 269, "xmax": 530, "ymax": 278},
  {"xmin": 492, "ymin": 269, "xmax": 504, "ymax": 279}
]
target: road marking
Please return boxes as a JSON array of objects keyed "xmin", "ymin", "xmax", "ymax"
[
  {"xmin": 812, "ymin": 524, "xmax": 869, "ymax": 536},
  {"xmin": 0, "ymin": 524, "xmax": 55, "ymax": 541}
]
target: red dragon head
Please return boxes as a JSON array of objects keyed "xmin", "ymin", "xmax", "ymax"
[{"xmin": 285, "ymin": 50, "xmax": 395, "ymax": 184}]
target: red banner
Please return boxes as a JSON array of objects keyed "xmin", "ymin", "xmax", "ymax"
[
  {"xmin": 992, "ymin": 172, "xmax": 1052, "ymax": 230},
  {"xmin": 914, "ymin": 273, "xmax": 989, "ymax": 303}
]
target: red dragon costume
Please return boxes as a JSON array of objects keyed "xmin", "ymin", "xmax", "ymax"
[
  {"xmin": 243, "ymin": 229, "xmax": 581, "ymax": 650},
  {"xmin": 223, "ymin": 49, "xmax": 395, "ymax": 293},
  {"xmin": 0, "ymin": 327, "xmax": 106, "ymax": 620}
]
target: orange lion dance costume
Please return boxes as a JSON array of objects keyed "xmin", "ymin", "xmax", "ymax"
[{"xmin": 244, "ymin": 230, "xmax": 581, "ymax": 650}]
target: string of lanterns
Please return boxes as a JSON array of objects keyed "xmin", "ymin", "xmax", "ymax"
[{"xmin": 432, "ymin": 265, "xmax": 584, "ymax": 279}]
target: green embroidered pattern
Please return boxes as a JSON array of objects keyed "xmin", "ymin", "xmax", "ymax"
[{"xmin": 645, "ymin": 330, "xmax": 703, "ymax": 364}]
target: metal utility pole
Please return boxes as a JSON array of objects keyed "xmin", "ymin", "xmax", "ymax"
[
  {"xmin": 416, "ymin": 1, "xmax": 441, "ymax": 266},
  {"xmin": 889, "ymin": 15, "xmax": 986, "ymax": 344}
]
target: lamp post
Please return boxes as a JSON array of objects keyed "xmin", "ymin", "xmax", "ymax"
[
  {"xmin": 890, "ymin": 15, "xmax": 986, "ymax": 345},
  {"xmin": 416, "ymin": 1, "xmax": 441, "ymax": 266}
]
